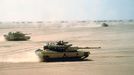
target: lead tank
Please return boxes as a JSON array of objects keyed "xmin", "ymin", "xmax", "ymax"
[
  {"xmin": 35, "ymin": 41, "xmax": 101, "ymax": 61},
  {"xmin": 4, "ymin": 31, "xmax": 30, "ymax": 41}
]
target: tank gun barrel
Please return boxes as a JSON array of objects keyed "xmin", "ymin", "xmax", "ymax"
[{"xmin": 77, "ymin": 47, "xmax": 101, "ymax": 49}]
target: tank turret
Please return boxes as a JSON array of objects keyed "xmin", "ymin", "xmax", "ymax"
[
  {"xmin": 43, "ymin": 41, "xmax": 100, "ymax": 52},
  {"xmin": 35, "ymin": 41, "xmax": 101, "ymax": 62},
  {"xmin": 4, "ymin": 31, "xmax": 31, "ymax": 41}
]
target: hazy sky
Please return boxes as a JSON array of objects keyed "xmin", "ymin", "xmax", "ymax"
[{"xmin": 0, "ymin": 0, "xmax": 134, "ymax": 21}]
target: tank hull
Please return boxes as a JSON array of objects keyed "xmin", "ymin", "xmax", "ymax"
[
  {"xmin": 35, "ymin": 49, "xmax": 90, "ymax": 62},
  {"xmin": 3, "ymin": 31, "xmax": 31, "ymax": 41},
  {"xmin": 4, "ymin": 35, "xmax": 30, "ymax": 41},
  {"xmin": 41, "ymin": 57, "xmax": 83, "ymax": 62}
]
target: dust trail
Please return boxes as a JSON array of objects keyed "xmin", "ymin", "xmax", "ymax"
[
  {"xmin": 0, "ymin": 48, "xmax": 41, "ymax": 63},
  {"xmin": 0, "ymin": 43, "xmax": 42, "ymax": 63},
  {"xmin": 0, "ymin": 36, "xmax": 4, "ymax": 42}
]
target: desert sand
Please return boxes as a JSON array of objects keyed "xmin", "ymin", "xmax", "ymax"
[{"xmin": 0, "ymin": 22, "xmax": 134, "ymax": 75}]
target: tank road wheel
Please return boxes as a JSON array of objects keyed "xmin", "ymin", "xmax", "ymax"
[
  {"xmin": 43, "ymin": 56, "xmax": 49, "ymax": 62},
  {"xmin": 76, "ymin": 53, "xmax": 79, "ymax": 56},
  {"xmin": 63, "ymin": 53, "xmax": 66, "ymax": 58}
]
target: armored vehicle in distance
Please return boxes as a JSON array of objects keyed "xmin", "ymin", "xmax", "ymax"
[
  {"xmin": 35, "ymin": 41, "xmax": 100, "ymax": 62},
  {"xmin": 102, "ymin": 23, "xmax": 109, "ymax": 27},
  {"xmin": 4, "ymin": 31, "xmax": 31, "ymax": 41}
]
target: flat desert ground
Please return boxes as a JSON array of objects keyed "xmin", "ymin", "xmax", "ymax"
[{"xmin": 0, "ymin": 22, "xmax": 134, "ymax": 75}]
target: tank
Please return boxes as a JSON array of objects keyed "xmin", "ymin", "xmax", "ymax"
[
  {"xmin": 102, "ymin": 23, "xmax": 109, "ymax": 27},
  {"xmin": 4, "ymin": 31, "xmax": 31, "ymax": 41},
  {"xmin": 35, "ymin": 41, "xmax": 101, "ymax": 62}
]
